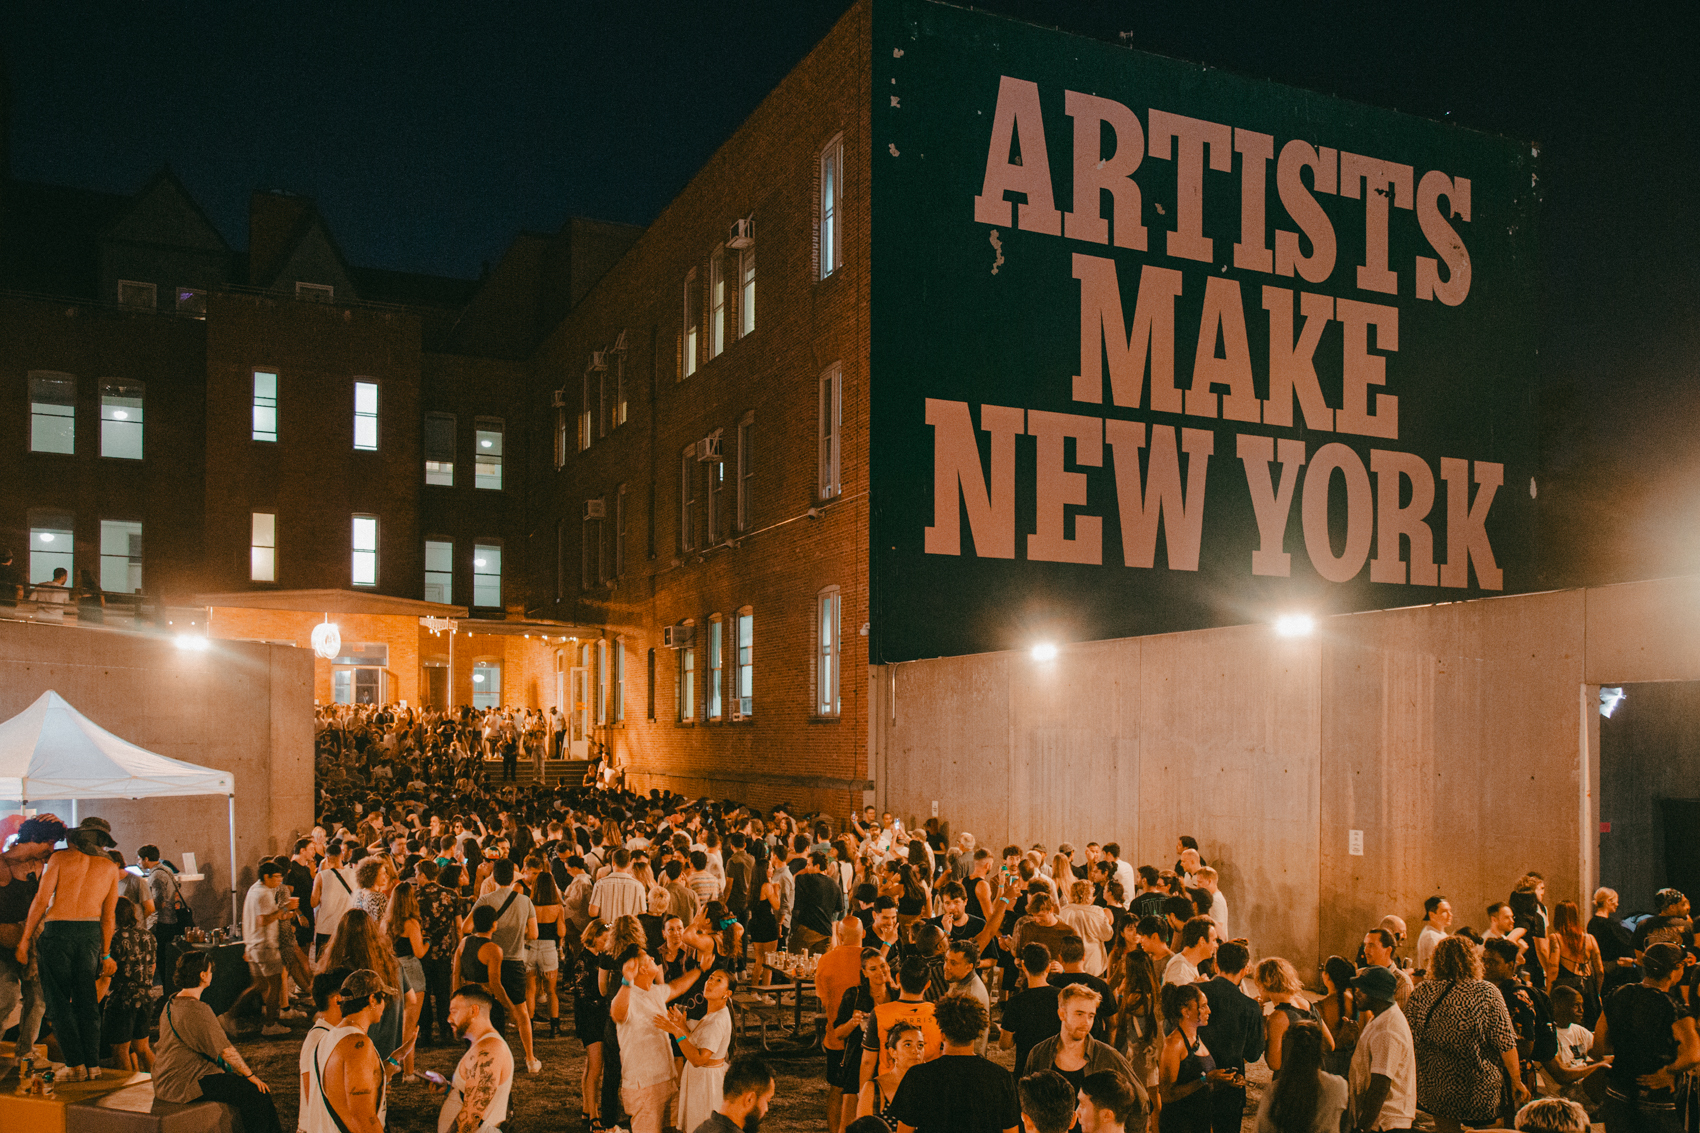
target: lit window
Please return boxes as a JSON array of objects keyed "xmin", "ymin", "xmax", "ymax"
[
  {"xmin": 176, "ymin": 288, "xmax": 207, "ymax": 317},
  {"xmin": 613, "ymin": 640, "xmax": 626, "ymax": 722},
  {"xmin": 736, "ymin": 412, "xmax": 754, "ymax": 531},
  {"xmin": 352, "ymin": 514, "xmax": 378, "ymax": 587},
  {"xmin": 735, "ymin": 609, "xmax": 754, "ymax": 717},
  {"xmin": 679, "ymin": 640, "xmax": 696, "ymax": 722},
  {"xmin": 819, "ymin": 363, "xmax": 842, "ymax": 499},
  {"xmin": 251, "ymin": 512, "xmax": 276, "ymax": 582},
  {"xmin": 683, "ymin": 269, "xmax": 699, "ymax": 378},
  {"xmin": 424, "ymin": 413, "xmax": 455, "ymax": 486},
  {"xmin": 709, "ymin": 250, "xmax": 726, "ymax": 360},
  {"xmin": 679, "ymin": 446, "xmax": 697, "ymax": 552},
  {"xmin": 100, "ymin": 381, "xmax": 144, "ymax": 459},
  {"xmin": 597, "ymin": 639, "xmax": 609, "ymax": 725},
  {"xmin": 295, "ymin": 282, "xmax": 334, "ymax": 302},
  {"xmin": 740, "ymin": 247, "xmax": 756, "ymax": 337},
  {"xmin": 819, "ymin": 135, "xmax": 844, "ymax": 279},
  {"xmin": 473, "ymin": 543, "xmax": 502, "ymax": 608},
  {"xmin": 29, "ymin": 372, "xmax": 76, "ymax": 454},
  {"xmin": 708, "ymin": 616, "xmax": 724, "ymax": 720},
  {"xmin": 817, "ymin": 588, "xmax": 841, "ymax": 716},
  {"xmin": 555, "ymin": 404, "xmax": 569, "ymax": 468},
  {"xmin": 475, "ymin": 420, "xmax": 503, "ymax": 490},
  {"xmin": 353, "ymin": 381, "xmax": 378, "ymax": 451},
  {"xmin": 253, "ymin": 371, "xmax": 278, "ymax": 442},
  {"xmin": 424, "ymin": 539, "xmax": 453, "ymax": 604},
  {"xmin": 28, "ymin": 512, "xmax": 74, "ymax": 588},
  {"xmin": 707, "ymin": 456, "xmax": 725, "ymax": 545},
  {"xmin": 99, "ymin": 519, "xmax": 143, "ymax": 593},
  {"xmin": 471, "ymin": 662, "xmax": 501, "ymax": 709},
  {"xmin": 615, "ymin": 483, "xmax": 628, "ymax": 579},
  {"xmin": 117, "ymin": 280, "xmax": 157, "ymax": 310}
]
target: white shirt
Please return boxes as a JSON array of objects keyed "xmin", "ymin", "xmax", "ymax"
[
  {"xmin": 1415, "ymin": 925, "xmax": 1446, "ymax": 974},
  {"xmin": 300, "ymin": 1021, "xmax": 334, "ymax": 1133},
  {"xmin": 1209, "ymin": 890, "xmax": 1230, "ymax": 938},
  {"xmin": 589, "ymin": 871, "xmax": 648, "ymax": 923},
  {"xmin": 1349, "ymin": 1005, "xmax": 1416, "ymax": 1131},
  {"xmin": 615, "ymin": 981, "xmax": 676, "ymax": 1089},
  {"xmin": 315, "ymin": 865, "xmax": 357, "ymax": 937},
  {"xmin": 1554, "ymin": 1022, "xmax": 1593, "ymax": 1070},
  {"xmin": 242, "ymin": 881, "xmax": 280, "ymax": 956},
  {"xmin": 1163, "ymin": 952, "xmax": 1200, "ymax": 987},
  {"xmin": 1057, "ymin": 903, "xmax": 1114, "ymax": 976},
  {"xmin": 1111, "ymin": 860, "xmax": 1139, "ymax": 906}
]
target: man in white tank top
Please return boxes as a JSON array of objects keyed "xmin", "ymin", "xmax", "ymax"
[
  {"xmin": 298, "ymin": 968, "xmax": 349, "ymax": 1133},
  {"xmin": 314, "ymin": 970, "xmax": 395, "ymax": 1133},
  {"xmin": 434, "ymin": 986, "xmax": 513, "ymax": 1133}
]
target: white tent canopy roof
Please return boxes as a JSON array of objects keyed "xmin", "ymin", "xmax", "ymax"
[{"xmin": 0, "ymin": 690, "xmax": 233, "ymax": 800}]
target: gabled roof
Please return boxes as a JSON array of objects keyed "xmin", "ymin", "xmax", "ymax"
[
  {"xmin": 248, "ymin": 201, "xmax": 358, "ymax": 298},
  {"xmin": 102, "ymin": 167, "xmax": 230, "ymax": 253}
]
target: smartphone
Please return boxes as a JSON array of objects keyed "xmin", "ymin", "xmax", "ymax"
[{"xmin": 424, "ymin": 1070, "xmax": 449, "ymax": 1086}]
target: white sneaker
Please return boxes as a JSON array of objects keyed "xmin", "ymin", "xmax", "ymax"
[
  {"xmin": 260, "ymin": 1023, "xmax": 291, "ymax": 1036},
  {"xmin": 278, "ymin": 1009, "xmax": 308, "ymax": 1021},
  {"xmin": 525, "ymin": 1057, "xmax": 542, "ymax": 1073}
]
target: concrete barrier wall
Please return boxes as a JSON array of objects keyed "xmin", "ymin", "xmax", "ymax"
[
  {"xmin": 0, "ymin": 619, "xmax": 314, "ymax": 926},
  {"xmin": 876, "ymin": 577, "xmax": 1700, "ymax": 973}
]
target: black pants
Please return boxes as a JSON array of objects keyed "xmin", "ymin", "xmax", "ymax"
[
  {"xmin": 421, "ymin": 956, "xmax": 454, "ymax": 1039},
  {"xmin": 600, "ymin": 1015, "xmax": 626, "ymax": 1125},
  {"xmin": 197, "ymin": 1072, "xmax": 284, "ymax": 1133},
  {"xmin": 1209, "ymin": 1081, "xmax": 1246, "ymax": 1133}
]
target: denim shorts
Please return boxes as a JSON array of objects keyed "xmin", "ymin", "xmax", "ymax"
[{"xmin": 526, "ymin": 939, "xmax": 560, "ymax": 974}]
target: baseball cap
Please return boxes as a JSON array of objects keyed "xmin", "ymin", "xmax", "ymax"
[{"xmin": 1350, "ymin": 965, "xmax": 1400, "ymax": 1004}]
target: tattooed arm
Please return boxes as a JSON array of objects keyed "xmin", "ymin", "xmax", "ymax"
[{"xmin": 456, "ymin": 1044, "xmax": 509, "ymax": 1133}]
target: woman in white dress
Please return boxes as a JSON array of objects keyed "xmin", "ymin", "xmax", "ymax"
[{"xmin": 663, "ymin": 970, "xmax": 733, "ymax": 1132}]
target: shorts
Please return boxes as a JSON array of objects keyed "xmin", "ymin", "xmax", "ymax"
[
  {"xmin": 499, "ymin": 960, "xmax": 526, "ymax": 1008},
  {"xmin": 103, "ymin": 998, "xmax": 151, "ymax": 1044},
  {"xmin": 245, "ymin": 950, "xmax": 283, "ymax": 978},
  {"xmin": 397, "ymin": 956, "xmax": 426, "ymax": 994},
  {"xmin": 527, "ymin": 939, "xmax": 560, "ymax": 974},
  {"xmin": 574, "ymin": 1000, "xmax": 609, "ymax": 1044}
]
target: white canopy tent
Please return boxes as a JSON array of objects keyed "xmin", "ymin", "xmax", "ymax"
[{"xmin": 0, "ymin": 690, "xmax": 240, "ymax": 923}]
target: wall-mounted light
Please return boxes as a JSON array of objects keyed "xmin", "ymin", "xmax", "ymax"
[
  {"xmin": 1600, "ymin": 687, "xmax": 1626, "ymax": 718},
  {"xmin": 174, "ymin": 634, "xmax": 209, "ymax": 651},
  {"xmin": 1031, "ymin": 642, "xmax": 1058, "ymax": 662},
  {"xmin": 1274, "ymin": 614, "xmax": 1314, "ymax": 637}
]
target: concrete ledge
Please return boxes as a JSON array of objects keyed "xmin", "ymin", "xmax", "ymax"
[{"xmin": 68, "ymin": 1082, "xmax": 238, "ymax": 1132}]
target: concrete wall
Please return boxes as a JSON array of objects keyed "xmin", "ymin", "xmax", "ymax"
[
  {"xmin": 0, "ymin": 619, "xmax": 314, "ymax": 926},
  {"xmin": 876, "ymin": 576, "xmax": 1700, "ymax": 974}
]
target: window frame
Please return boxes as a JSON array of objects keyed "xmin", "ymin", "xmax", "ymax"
[
  {"xmin": 647, "ymin": 648, "xmax": 657, "ymax": 722},
  {"xmin": 819, "ymin": 364, "xmax": 842, "ymax": 500},
  {"xmin": 250, "ymin": 511, "xmax": 277, "ymax": 583},
  {"xmin": 682, "ymin": 268, "xmax": 700, "ymax": 379},
  {"xmin": 709, "ymin": 248, "xmax": 726, "ymax": 360},
  {"xmin": 117, "ymin": 280, "xmax": 157, "ymax": 310},
  {"xmin": 98, "ymin": 519, "xmax": 143, "ymax": 594},
  {"xmin": 253, "ymin": 370, "xmax": 279, "ymax": 443},
  {"xmin": 351, "ymin": 514, "xmax": 379, "ymax": 588},
  {"xmin": 424, "ymin": 538, "xmax": 453, "ymax": 605},
  {"xmin": 678, "ymin": 632, "xmax": 697, "ymax": 723},
  {"xmin": 474, "ymin": 418, "xmax": 504, "ymax": 490},
  {"xmin": 706, "ymin": 452, "xmax": 726, "ymax": 546},
  {"xmin": 29, "ymin": 372, "xmax": 77, "ymax": 455},
  {"xmin": 613, "ymin": 638, "xmax": 626, "ymax": 723},
  {"xmin": 28, "ymin": 509, "xmax": 75, "ymax": 590},
  {"xmin": 614, "ymin": 350, "xmax": 628, "ymax": 427},
  {"xmin": 736, "ymin": 412, "xmax": 755, "ymax": 532},
  {"xmin": 582, "ymin": 505, "xmax": 604, "ymax": 591},
  {"xmin": 295, "ymin": 281, "xmax": 334, "ymax": 302},
  {"xmin": 816, "ymin": 587, "xmax": 842, "ymax": 717},
  {"xmin": 424, "ymin": 412, "xmax": 456, "ymax": 486},
  {"xmin": 818, "ymin": 134, "xmax": 845, "ymax": 280},
  {"xmin": 734, "ymin": 607, "xmax": 754, "ymax": 719},
  {"xmin": 99, "ymin": 380, "xmax": 144, "ymax": 460},
  {"xmin": 615, "ymin": 483, "xmax": 628, "ymax": 579},
  {"xmin": 707, "ymin": 615, "xmax": 724, "ymax": 721},
  {"xmin": 353, "ymin": 380, "xmax": 379, "ymax": 452},
  {"xmin": 472, "ymin": 542, "xmax": 503, "ymax": 609},
  {"xmin": 679, "ymin": 445, "xmax": 698, "ymax": 553},
  {"xmin": 739, "ymin": 246, "xmax": 756, "ymax": 338}
]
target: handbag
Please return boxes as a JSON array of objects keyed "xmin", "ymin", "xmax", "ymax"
[{"xmin": 155, "ymin": 867, "xmax": 195, "ymax": 928}]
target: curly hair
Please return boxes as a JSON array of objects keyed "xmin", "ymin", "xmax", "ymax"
[{"xmin": 1428, "ymin": 933, "xmax": 1483, "ymax": 981}]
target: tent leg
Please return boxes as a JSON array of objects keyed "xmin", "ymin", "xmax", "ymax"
[
  {"xmin": 228, "ymin": 795, "xmax": 240, "ymax": 928},
  {"xmin": 70, "ymin": 799, "xmax": 78, "ymax": 825}
]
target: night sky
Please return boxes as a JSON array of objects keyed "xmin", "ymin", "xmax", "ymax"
[{"xmin": 7, "ymin": 0, "xmax": 1698, "ymax": 581}]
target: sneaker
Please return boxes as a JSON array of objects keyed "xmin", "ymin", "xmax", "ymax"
[
  {"xmin": 260, "ymin": 1023, "xmax": 291, "ymax": 1036},
  {"xmin": 526, "ymin": 1057, "xmax": 543, "ymax": 1073},
  {"xmin": 278, "ymin": 1009, "xmax": 308, "ymax": 1021}
]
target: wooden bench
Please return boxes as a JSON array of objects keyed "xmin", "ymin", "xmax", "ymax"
[{"xmin": 67, "ymin": 1082, "xmax": 238, "ymax": 1133}]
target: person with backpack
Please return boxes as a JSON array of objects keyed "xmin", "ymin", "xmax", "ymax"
[{"xmin": 1588, "ymin": 942, "xmax": 1700, "ymax": 1133}]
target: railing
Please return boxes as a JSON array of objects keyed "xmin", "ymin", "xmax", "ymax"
[{"xmin": 0, "ymin": 589, "xmax": 204, "ymax": 635}]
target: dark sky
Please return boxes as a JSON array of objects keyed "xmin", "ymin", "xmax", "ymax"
[{"xmin": 7, "ymin": 0, "xmax": 1699, "ymax": 578}]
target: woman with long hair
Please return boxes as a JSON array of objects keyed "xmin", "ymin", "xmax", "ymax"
[
  {"xmin": 1107, "ymin": 919, "xmax": 1163, "ymax": 1085},
  {"xmin": 1317, "ymin": 955, "xmax": 1359, "ymax": 1077},
  {"xmin": 1158, "ymin": 982, "xmax": 1235, "ymax": 1133},
  {"xmin": 104, "ymin": 896, "xmax": 156, "ymax": 1072},
  {"xmin": 858, "ymin": 1020, "xmax": 926, "ymax": 1129},
  {"xmin": 1546, "ymin": 900, "xmax": 1602, "ymax": 1022},
  {"xmin": 319, "ymin": 908, "xmax": 404, "ymax": 1059},
  {"xmin": 528, "ymin": 871, "xmax": 568, "ymax": 1037},
  {"xmin": 666, "ymin": 969, "xmax": 735, "ymax": 1133},
  {"xmin": 1256, "ymin": 957, "xmax": 1334, "ymax": 1075},
  {"xmin": 892, "ymin": 860, "xmax": 928, "ymax": 938},
  {"xmin": 832, "ymin": 949, "xmax": 898, "ymax": 1130},
  {"xmin": 381, "ymin": 882, "xmax": 428, "ymax": 1080},
  {"xmin": 575, "ymin": 921, "xmax": 613, "ymax": 1133},
  {"xmin": 747, "ymin": 847, "xmax": 781, "ymax": 994},
  {"xmin": 1253, "ymin": 1020, "xmax": 1347, "ymax": 1132}
]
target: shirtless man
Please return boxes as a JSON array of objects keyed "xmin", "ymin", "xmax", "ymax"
[
  {"xmin": 432, "ymin": 985, "xmax": 514, "ymax": 1133},
  {"xmin": 17, "ymin": 816, "xmax": 122, "ymax": 1080},
  {"xmin": 0, "ymin": 814, "xmax": 65, "ymax": 1061},
  {"xmin": 315, "ymin": 969, "xmax": 395, "ymax": 1133}
]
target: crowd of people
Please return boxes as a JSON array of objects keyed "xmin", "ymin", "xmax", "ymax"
[{"xmin": 1, "ymin": 700, "xmax": 1697, "ymax": 1133}]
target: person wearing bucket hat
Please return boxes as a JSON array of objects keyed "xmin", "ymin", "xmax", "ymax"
[
  {"xmin": 16, "ymin": 814, "xmax": 123, "ymax": 1081},
  {"xmin": 1347, "ymin": 964, "xmax": 1416, "ymax": 1131}
]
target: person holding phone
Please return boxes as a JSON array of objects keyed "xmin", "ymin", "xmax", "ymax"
[{"xmin": 430, "ymin": 985, "xmax": 513, "ymax": 1133}]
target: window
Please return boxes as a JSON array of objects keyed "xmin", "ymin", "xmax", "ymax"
[
  {"xmin": 614, "ymin": 351, "xmax": 628, "ymax": 427},
  {"xmin": 615, "ymin": 483, "xmax": 628, "ymax": 578},
  {"xmin": 117, "ymin": 280, "xmax": 157, "ymax": 310},
  {"xmin": 579, "ymin": 365, "xmax": 594, "ymax": 452},
  {"xmin": 555, "ymin": 405, "xmax": 569, "ymax": 469},
  {"xmin": 556, "ymin": 519, "xmax": 567, "ymax": 602},
  {"xmin": 353, "ymin": 381, "xmax": 378, "ymax": 451},
  {"xmin": 596, "ymin": 639, "xmax": 609, "ymax": 725},
  {"xmin": 99, "ymin": 520, "xmax": 142, "ymax": 593},
  {"xmin": 613, "ymin": 640, "xmax": 626, "ymax": 722},
  {"xmin": 647, "ymin": 648, "xmax": 656, "ymax": 721},
  {"xmin": 473, "ymin": 543, "xmax": 502, "ymax": 608},
  {"xmin": 176, "ymin": 288, "xmax": 207, "ymax": 317},
  {"xmin": 424, "ymin": 413, "xmax": 455, "ymax": 486},
  {"xmin": 819, "ymin": 135, "xmax": 844, "ymax": 279},
  {"xmin": 818, "ymin": 587, "xmax": 843, "ymax": 716},
  {"xmin": 332, "ymin": 643, "xmax": 389, "ymax": 705},
  {"xmin": 424, "ymin": 539, "xmax": 453, "ymax": 603},
  {"xmin": 679, "ymin": 446, "xmax": 697, "ymax": 552},
  {"xmin": 708, "ymin": 616, "xmax": 724, "ymax": 720},
  {"xmin": 582, "ymin": 508, "xmax": 603, "ymax": 590},
  {"xmin": 709, "ymin": 250, "xmax": 726, "ymax": 360},
  {"xmin": 253, "ymin": 371, "xmax": 278, "ymax": 442},
  {"xmin": 475, "ymin": 420, "xmax": 503, "ymax": 489},
  {"xmin": 679, "ymin": 640, "xmax": 696, "ymax": 722},
  {"xmin": 706, "ymin": 457, "xmax": 726, "ymax": 545},
  {"xmin": 29, "ymin": 372, "xmax": 75, "ymax": 454},
  {"xmin": 296, "ymin": 282, "xmax": 334, "ymax": 302},
  {"xmin": 819, "ymin": 364, "xmax": 842, "ymax": 499},
  {"xmin": 735, "ymin": 609, "xmax": 754, "ymax": 717},
  {"xmin": 471, "ymin": 662, "xmax": 501, "ymax": 709},
  {"xmin": 28, "ymin": 512, "xmax": 74, "ymax": 588},
  {"xmin": 352, "ymin": 515, "xmax": 378, "ymax": 587},
  {"xmin": 740, "ymin": 247, "xmax": 756, "ymax": 337},
  {"xmin": 683, "ymin": 269, "xmax": 700, "ymax": 378},
  {"xmin": 736, "ymin": 412, "xmax": 754, "ymax": 531},
  {"xmin": 100, "ymin": 381, "xmax": 144, "ymax": 459},
  {"xmin": 250, "ymin": 512, "xmax": 276, "ymax": 582}
]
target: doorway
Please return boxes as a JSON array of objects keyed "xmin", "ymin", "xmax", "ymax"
[{"xmin": 1597, "ymin": 680, "xmax": 1700, "ymax": 917}]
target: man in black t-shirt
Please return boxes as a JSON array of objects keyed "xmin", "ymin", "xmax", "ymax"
[
  {"xmin": 1632, "ymin": 889, "xmax": 1691, "ymax": 954},
  {"xmin": 1591, "ymin": 942, "xmax": 1700, "ymax": 1133},
  {"xmin": 891, "ymin": 994, "xmax": 1020, "ymax": 1133},
  {"xmin": 1484, "ymin": 937, "xmax": 1557, "ymax": 1097},
  {"xmin": 1047, "ymin": 935, "xmax": 1114, "ymax": 1045},
  {"xmin": 998, "ymin": 944, "xmax": 1062, "ymax": 1079}
]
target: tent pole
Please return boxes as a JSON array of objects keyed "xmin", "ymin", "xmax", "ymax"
[
  {"xmin": 228, "ymin": 794, "xmax": 240, "ymax": 928},
  {"xmin": 71, "ymin": 799, "xmax": 78, "ymax": 825}
]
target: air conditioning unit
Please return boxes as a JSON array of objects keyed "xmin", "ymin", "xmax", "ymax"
[
  {"xmin": 589, "ymin": 351, "xmax": 609, "ymax": 371},
  {"xmin": 551, "ymin": 390, "xmax": 568, "ymax": 408},
  {"xmin": 663, "ymin": 624, "xmax": 695, "ymax": 649},
  {"xmin": 583, "ymin": 499, "xmax": 606, "ymax": 520},
  {"xmin": 695, "ymin": 430, "xmax": 724, "ymax": 462},
  {"xmin": 727, "ymin": 216, "xmax": 755, "ymax": 249}
]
